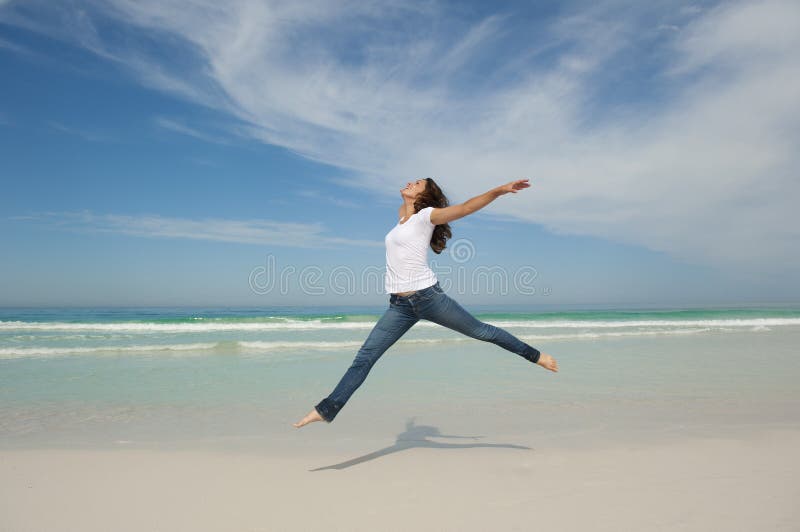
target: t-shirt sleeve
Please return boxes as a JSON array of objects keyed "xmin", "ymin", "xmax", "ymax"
[{"xmin": 418, "ymin": 206, "xmax": 435, "ymax": 226}]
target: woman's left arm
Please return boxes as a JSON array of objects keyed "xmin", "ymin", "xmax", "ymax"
[{"xmin": 429, "ymin": 179, "xmax": 531, "ymax": 225}]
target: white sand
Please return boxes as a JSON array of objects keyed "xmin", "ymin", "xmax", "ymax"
[{"xmin": 1, "ymin": 427, "xmax": 798, "ymax": 531}]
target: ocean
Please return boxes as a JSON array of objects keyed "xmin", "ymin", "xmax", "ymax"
[{"xmin": 2, "ymin": 304, "xmax": 799, "ymax": 451}]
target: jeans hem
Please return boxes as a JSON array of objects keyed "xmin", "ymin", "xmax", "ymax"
[{"xmin": 314, "ymin": 401, "xmax": 334, "ymax": 423}]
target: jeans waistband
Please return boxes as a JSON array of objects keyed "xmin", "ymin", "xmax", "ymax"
[{"xmin": 390, "ymin": 281, "xmax": 440, "ymax": 303}]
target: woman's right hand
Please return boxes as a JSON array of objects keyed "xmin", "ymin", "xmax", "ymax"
[{"xmin": 498, "ymin": 178, "xmax": 531, "ymax": 195}]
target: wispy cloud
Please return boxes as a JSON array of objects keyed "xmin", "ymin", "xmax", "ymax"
[
  {"xmin": 48, "ymin": 121, "xmax": 113, "ymax": 143},
  {"xmin": 12, "ymin": 211, "xmax": 382, "ymax": 248},
  {"xmin": 0, "ymin": 35, "xmax": 32, "ymax": 55},
  {"xmin": 153, "ymin": 116, "xmax": 233, "ymax": 145},
  {"xmin": 2, "ymin": 0, "xmax": 798, "ymax": 275},
  {"xmin": 295, "ymin": 188, "xmax": 362, "ymax": 209}
]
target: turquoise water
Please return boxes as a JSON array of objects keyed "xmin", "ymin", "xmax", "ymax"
[
  {"xmin": 2, "ymin": 305, "xmax": 799, "ymax": 359},
  {"xmin": 2, "ymin": 305, "xmax": 799, "ymax": 449}
]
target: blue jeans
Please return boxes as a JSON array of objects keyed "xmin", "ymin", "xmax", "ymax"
[{"xmin": 314, "ymin": 281, "xmax": 541, "ymax": 422}]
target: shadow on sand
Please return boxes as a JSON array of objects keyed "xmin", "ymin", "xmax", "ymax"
[{"xmin": 310, "ymin": 417, "xmax": 532, "ymax": 471}]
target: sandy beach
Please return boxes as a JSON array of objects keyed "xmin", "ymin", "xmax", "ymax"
[{"xmin": 2, "ymin": 426, "xmax": 798, "ymax": 531}]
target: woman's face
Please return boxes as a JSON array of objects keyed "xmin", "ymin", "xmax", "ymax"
[{"xmin": 401, "ymin": 178, "xmax": 425, "ymax": 199}]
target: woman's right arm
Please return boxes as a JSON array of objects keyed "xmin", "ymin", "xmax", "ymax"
[{"xmin": 429, "ymin": 179, "xmax": 531, "ymax": 225}]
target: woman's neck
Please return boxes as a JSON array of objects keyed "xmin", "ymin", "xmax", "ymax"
[{"xmin": 401, "ymin": 200, "xmax": 416, "ymax": 218}]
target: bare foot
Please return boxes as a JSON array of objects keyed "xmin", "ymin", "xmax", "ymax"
[
  {"xmin": 536, "ymin": 352, "xmax": 559, "ymax": 372},
  {"xmin": 293, "ymin": 407, "xmax": 327, "ymax": 428}
]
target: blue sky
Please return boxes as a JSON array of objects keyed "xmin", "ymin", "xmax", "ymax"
[{"xmin": 1, "ymin": 0, "xmax": 798, "ymax": 307}]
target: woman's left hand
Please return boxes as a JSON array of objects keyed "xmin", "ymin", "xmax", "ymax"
[{"xmin": 498, "ymin": 178, "xmax": 531, "ymax": 195}]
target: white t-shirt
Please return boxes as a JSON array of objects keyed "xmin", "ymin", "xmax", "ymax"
[{"xmin": 384, "ymin": 206, "xmax": 438, "ymax": 294}]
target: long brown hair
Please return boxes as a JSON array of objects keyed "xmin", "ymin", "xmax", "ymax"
[{"xmin": 413, "ymin": 177, "xmax": 452, "ymax": 254}]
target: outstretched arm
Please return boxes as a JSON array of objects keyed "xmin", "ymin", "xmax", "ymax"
[{"xmin": 429, "ymin": 179, "xmax": 531, "ymax": 225}]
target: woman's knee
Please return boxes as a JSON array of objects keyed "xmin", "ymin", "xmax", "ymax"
[
  {"xmin": 354, "ymin": 335, "xmax": 394, "ymax": 365},
  {"xmin": 469, "ymin": 321, "xmax": 497, "ymax": 341},
  {"xmin": 351, "ymin": 351, "xmax": 378, "ymax": 370}
]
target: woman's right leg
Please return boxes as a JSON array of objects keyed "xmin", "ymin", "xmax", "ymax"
[{"xmin": 315, "ymin": 300, "xmax": 418, "ymax": 422}]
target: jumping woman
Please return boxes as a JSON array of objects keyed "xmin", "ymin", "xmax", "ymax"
[{"xmin": 293, "ymin": 178, "xmax": 558, "ymax": 428}]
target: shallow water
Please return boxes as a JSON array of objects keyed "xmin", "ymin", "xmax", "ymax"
[{"xmin": 2, "ymin": 306, "xmax": 799, "ymax": 450}]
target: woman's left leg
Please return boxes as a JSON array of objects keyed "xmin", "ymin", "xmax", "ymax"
[{"xmin": 418, "ymin": 287, "xmax": 541, "ymax": 364}]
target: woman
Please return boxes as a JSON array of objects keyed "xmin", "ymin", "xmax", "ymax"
[{"xmin": 293, "ymin": 178, "xmax": 558, "ymax": 428}]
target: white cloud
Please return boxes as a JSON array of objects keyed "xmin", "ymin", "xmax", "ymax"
[
  {"xmin": 154, "ymin": 116, "xmax": 232, "ymax": 145},
  {"xmin": 13, "ymin": 211, "xmax": 383, "ymax": 248},
  {"xmin": 2, "ymin": 0, "xmax": 798, "ymax": 276}
]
